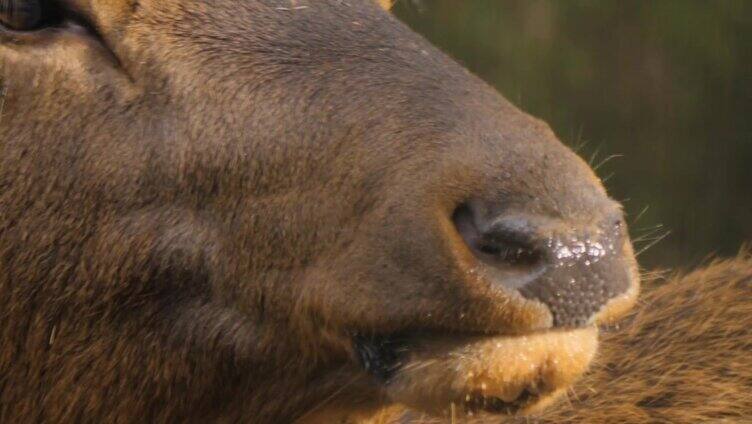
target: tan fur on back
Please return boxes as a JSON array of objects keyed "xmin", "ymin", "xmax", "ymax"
[{"xmin": 361, "ymin": 252, "xmax": 752, "ymax": 423}]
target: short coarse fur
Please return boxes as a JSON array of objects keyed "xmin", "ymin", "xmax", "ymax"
[
  {"xmin": 2, "ymin": 1, "xmax": 637, "ymax": 422},
  {"xmin": 364, "ymin": 252, "xmax": 752, "ymax": 423}
]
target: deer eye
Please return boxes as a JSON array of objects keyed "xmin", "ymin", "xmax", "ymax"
[{"xmin": 0, "ymin": 0, "xmax": 48, "ymax": 31}]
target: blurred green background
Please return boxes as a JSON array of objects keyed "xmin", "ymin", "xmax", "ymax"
[{"xmin": 394, "ymin": 0, "xmax": 752, "ymax": 269}]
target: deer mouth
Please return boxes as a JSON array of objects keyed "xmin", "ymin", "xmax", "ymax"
[{"xmin": 354, "ymin": 327, "xmax": 598, "ymax": 417}]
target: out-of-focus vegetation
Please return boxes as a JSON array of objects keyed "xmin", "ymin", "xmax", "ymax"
[{"xmin": 395, "ymin": 0, "xmax": 752, "ymax": 268}]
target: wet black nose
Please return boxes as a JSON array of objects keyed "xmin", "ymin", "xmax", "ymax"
[{"xmin": 453, "ymin": 202, "xmax": 633, "ymax": 328}]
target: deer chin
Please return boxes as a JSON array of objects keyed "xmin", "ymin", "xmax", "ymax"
[{"xmin": 380, "ymin": 327, "xmax": 598, "ymax": 417}]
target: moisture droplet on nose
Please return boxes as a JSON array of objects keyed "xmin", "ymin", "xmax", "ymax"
[{"xmin": 553, "ymin": 236, "xmax": 610, "ymax": 266}]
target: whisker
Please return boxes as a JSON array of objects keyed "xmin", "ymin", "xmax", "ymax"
[
  {"xmin": 630, "ymin": 205, "xmax": 650, "ymax": 225},
  {"xmin": 632, "ymin": 231, "xmax": 663, "ymax": 244},
  {"xmin": 399, "ymin": 358, "xmax": 438, "ymax": 374},
  {"xmin": 571, "ymin": 127, "xmax": 588, "ymax": 153},
  {"xmin": 593, "ymin": 154, "xmax": 623, "ymax": 171},
  {"xmin": 631, "ymin": 225, "xmax": 665, "ymax": 243},
  {"xmin": 588, "ymin": 145, "xmax": 602, "ymax": 167},
  {"xmin": 633, "ymin": 233, "xmax": 668, "ymax": 245},
  {"xmin": 632, "ymin": 223, "xmax": 664, "ymax": 232},
  {"xmin": 635, "ymin": 230, "xmax": 671, "ymax": 257}
]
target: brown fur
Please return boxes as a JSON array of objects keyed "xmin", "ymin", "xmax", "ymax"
[
  {"xmin": 364, "ymin": 252, "xmax": 752, "ymax": 423},
  {"xmin": 1, "ymin": 1, "xmax": 640, "ymax": 422}
]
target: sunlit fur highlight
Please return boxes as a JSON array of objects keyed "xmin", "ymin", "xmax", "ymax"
[
  {"xmin": 386, "ymin": 329, "xmax": 597, "ymax": 416},
  {"xmin": 376, "ymin": 0, "xmax": 394, "ymax": 11}
]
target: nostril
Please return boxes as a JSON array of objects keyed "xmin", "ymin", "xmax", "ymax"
[
  {"xmin": 476, "ymin": 223, "xmax": 542, "ymax": 267},
  {"xmin": 453, "ymin": 204, "xmax": 544, "ymax": 269}
]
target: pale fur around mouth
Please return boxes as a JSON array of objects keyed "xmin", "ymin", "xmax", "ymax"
[{"xmin": 383, "ymin": 327, "xmax": 598, "ymax": 417}]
